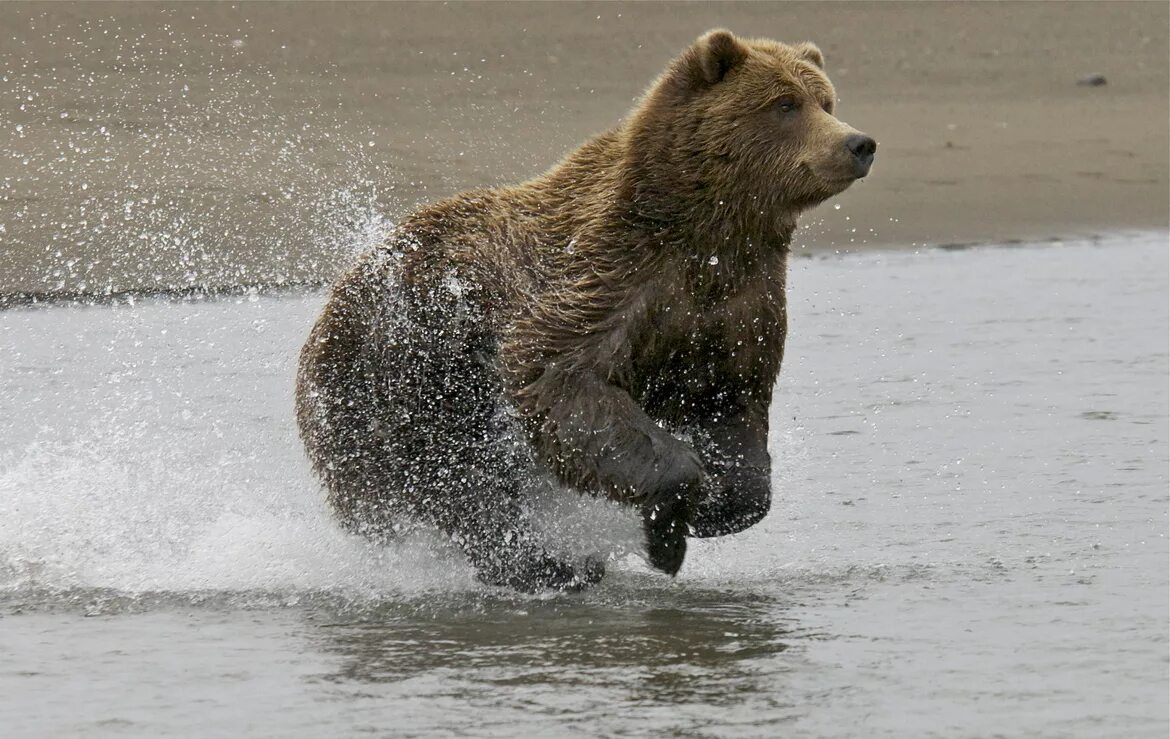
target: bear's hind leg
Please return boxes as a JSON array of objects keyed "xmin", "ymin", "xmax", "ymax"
[
  {"xmin": 438, "ymin": 472, "xmax": 605, "ymax": 592},
  {"xmin": 391, "ymin": 280, "xmax": 605, "ymax": 592}
]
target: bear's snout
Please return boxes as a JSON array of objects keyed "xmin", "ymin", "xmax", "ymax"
[{"xmin": 845, "ymin": 133, "xmax": 877, "ymax": 178}]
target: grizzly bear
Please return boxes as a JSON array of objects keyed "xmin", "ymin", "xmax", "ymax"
[{"xmin": 295, "ymin": 29, "xmax": 876, "ymax": 591}]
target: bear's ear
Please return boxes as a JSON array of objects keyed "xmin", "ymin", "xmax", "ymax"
[
  {"xmin": 792, "ymin": 42, "xmax": 825, "ymax": 70},
  {"xmin": 673, "ymin": 29, "xmax": 750, "ymax": 88}
]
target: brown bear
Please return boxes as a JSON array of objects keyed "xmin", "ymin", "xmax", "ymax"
[{"xmin": 295, "ymin": 29, "xmax": 876, "ymax": 591}]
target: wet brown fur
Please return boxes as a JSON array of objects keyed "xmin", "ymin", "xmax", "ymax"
[{"xmin": 295, "ymin": 30, "xmax": 873, "ymax": 591}]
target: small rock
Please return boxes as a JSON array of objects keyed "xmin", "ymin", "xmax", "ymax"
[{"xmin": 1077, "ymin": 74, "xmax": 1107, "ymax": 87}]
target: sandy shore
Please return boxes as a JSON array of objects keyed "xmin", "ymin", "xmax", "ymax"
[{"xmin": 1, "ymin": 1, "xmax": 1166, "ymax": 298}]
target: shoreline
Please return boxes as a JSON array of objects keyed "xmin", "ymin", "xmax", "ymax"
[
  {"xmin": 1, "ymin": 2, "xmax": 1166, "ymax": 298},
  {"xmin": 4, "ymin": 229, "xmax": 1162, "ymax": 311}
]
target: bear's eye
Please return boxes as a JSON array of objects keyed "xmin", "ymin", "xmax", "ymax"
[{"xmin": 776, "ymin": 97, "xmax": 799, "ymax": 114}]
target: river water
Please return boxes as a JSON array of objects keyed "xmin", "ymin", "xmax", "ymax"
[{"xmin": 1, "ymin": 234, "xmax": 1166, "ymax": 737}]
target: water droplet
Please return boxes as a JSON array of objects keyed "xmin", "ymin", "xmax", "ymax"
[
  {"xmin": 834, "ymin": 203, "xmax": 842, "ymax": 210},
  {"xmin": 708, "ymin": 255, "xmax": 719, "ymax": 266}
]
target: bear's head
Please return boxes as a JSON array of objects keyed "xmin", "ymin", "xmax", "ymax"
[{"xmin": 622, "ymin": 29, "xmax": 876, "ymax": 232}]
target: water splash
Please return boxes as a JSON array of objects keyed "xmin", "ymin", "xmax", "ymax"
[{"xmin": 0, "ymin": 8, "xmax": 394, "ymax": 301}]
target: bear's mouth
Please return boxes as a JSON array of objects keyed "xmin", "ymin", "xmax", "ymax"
[{"xmin": 802, "ymin": 162, "xmax": 861, "ymax": 190}]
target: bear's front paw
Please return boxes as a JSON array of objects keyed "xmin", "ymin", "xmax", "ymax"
[
  {"xmin": 688, "ymin": 464, "xmax": 772, "ymax": 538},
  {"xmin": 642, "ymin": 493, "xmax": 690, "ymax": 576}
]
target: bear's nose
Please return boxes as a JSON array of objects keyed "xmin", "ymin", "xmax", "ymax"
[{"xmin": 846, "ymin": 134, "xmax": 877, "ymax": 177}]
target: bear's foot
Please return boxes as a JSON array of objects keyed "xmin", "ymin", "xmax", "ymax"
[
  {"xmin": 688, "ymin": 466, "xmax": 771, "ymax": 538},
  {"xmin": 642, "ymin": 495, "xmax": 690, "ymax": 576},
  {"xmin": 476, "ymin": 550, "xmax": 605, "ymax": 594}
]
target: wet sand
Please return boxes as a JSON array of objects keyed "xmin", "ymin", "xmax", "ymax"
[{"xmin": 1, "ymin": 1, "xmax": 1167, "ymax": 297}]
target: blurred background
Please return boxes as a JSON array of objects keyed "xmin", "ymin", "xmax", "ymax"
[{"xmin": 0, "ymin": 1, "xmax": 1167, "ymax": 297}]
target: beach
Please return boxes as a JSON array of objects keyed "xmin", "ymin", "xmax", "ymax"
[
  {"xmin": 1, "ymin": 1, "xmax": 1167, "ymax": 297},
  {"xmin": 2, "ymin": 5, "xmax": 1168, "ymax": 735}
]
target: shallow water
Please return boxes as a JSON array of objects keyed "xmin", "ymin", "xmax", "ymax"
[{"xmin": 1, "ymin": 235, "xmax": 1167, "ymax": 737}]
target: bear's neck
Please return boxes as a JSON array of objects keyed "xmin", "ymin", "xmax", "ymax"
[{"xmin": 533, "ymin": 129, "xmax": 798, "ymax": 268}]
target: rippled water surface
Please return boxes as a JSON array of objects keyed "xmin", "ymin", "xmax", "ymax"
[{"xmin": 1, "ymin": 236, "xmax": 1167, "ymax": 737}]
